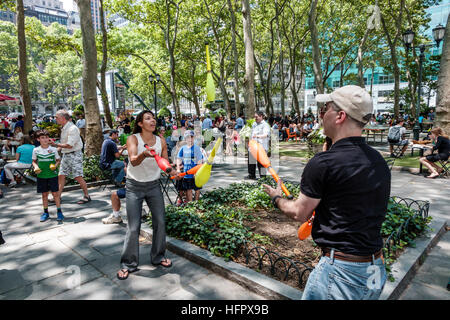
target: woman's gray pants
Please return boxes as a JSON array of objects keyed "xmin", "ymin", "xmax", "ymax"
[{"xmin": 120, "ymin": 178, "xmax": 166, "ymax": 271}]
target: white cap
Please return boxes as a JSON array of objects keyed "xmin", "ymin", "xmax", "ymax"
[{"xmin": 316, "ymin": 85, "xmax": 373, "ymax": 123}]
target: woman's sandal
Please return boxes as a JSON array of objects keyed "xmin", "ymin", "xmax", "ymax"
[
  {"xmin": 152, "ymin": 258, "xmax": 172, "ymax": 268},
  {"xmin": 77, "ymin": 196, "xmax": 91, "ymax": 204},
  {"xmin": 426, "ymin": 172, "xmax": 439, "ymax": 179}
]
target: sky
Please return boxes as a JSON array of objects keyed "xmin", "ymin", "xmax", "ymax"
[{"xmin": 61, "ymin": 0, "xmax": 76, "ymax": 12}]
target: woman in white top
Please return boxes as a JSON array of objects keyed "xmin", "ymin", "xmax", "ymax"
[
  {"xmin": 117, "ymin": 110, "xmax": 177, "ymax": 280},
  {"xmin": 6, "ymin": 126, "xmax": 24, "ymax": 153}
]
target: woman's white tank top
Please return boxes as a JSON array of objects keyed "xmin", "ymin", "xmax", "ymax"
[{"xmin": 126, "ymin": 133, "xmax": 161, "ymax": 182}]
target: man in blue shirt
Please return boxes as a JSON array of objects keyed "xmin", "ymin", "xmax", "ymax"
[
  {"xmin": 15, "ymin": 115, "xmax": 24, "ymax": 131},
  {"xmin": 202, "ymin": 115, "xmax": 213, "ymax": 130},
  {"xmin": 418, "ymin": 114, "xmax": 424, "ymax": 131},
  {"xmin": 100, "ymin": 130, "xmax": 127, "ymax": 185},
  {"xmin": 176, "ymin": 130, "xmax": 204, "ymax": 202},
  {"xmin": 235, "ymin": 113, "xmax": 245, "ymax": 131},
  {"xmin": 4, "ymin": 135, "xmax": 34, "ymax": 188},
  {"xmin": 428, "ymin": 109, "xmax": 435, "ymax": 121}
]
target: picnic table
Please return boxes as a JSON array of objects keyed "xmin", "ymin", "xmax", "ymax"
[{"xmin": 363, "ymin": 126, "xmax": 389, "ymax": 143}]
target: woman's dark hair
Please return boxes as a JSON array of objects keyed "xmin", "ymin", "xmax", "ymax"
[
  {"xmin": 22, "ymin": 135, "xmax": 32, "ymax": 145},
  {"xmin": 132, "ymin": 110, "xmax": 158, "ymax": 135}
]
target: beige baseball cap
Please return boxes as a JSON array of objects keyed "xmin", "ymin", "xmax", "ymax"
[{"xmin": 316, "ymin": 85, "xmax": 373, "ymax": 123}]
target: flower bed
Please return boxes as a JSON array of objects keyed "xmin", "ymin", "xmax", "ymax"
[{"xmin": 151, "ymin": 177, "xmax": 432, "ymax": 289}]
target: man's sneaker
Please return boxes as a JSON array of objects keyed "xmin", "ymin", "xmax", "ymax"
[
  {"xmin": 57, "ymin": 212, "xmax": 64, "ymax": 221},
  {"xmin": 102, "ymin": 214, "xmax": 122, "ymax": 224},
  {"xmin": 245, "ymin": 175, "xmax": 257, "ymax": 180},
  {"xmin": 8, "ymin": 182, "xmax": 17, "ymax": 188},
  {"xmin": 40, "ymin": 212, "xmax": 50, "ymax": 222}
]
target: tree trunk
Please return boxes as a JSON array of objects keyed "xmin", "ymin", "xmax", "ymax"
[
  {"xmin": 405, "ymin": 55, "xmax": 418, "ymax": 118},
  {"xmin": 16, "ymin": 0, "xmax": 33, "ymax": 134},
  {"xmin": 392, "ymin": 55, "xmax": 401, "ymax": 118},
  {"xmin": 275, "ymin": 1, "xmax": 285, "ymax": 116},
  {"xmin": 227, "ymin": 0, "xmax": 241, "ymax": 116},
  {"xmin": 75, "ymin": 0, "xmax": 103, "ymax": 156},
  {"xmin": 357, "ymin": 28, "xmax": 369, "ymax": 88},
  {"xmin": 308, "ymin": 0, "xmax": 324, "ymax": 94},
  {"xmin": 380, "ymin": 0, "xmax": 404, "ymax": 118},
  {"xmin": 99, "ymin": 0, "xmax": 112, "ymax": 128},
  {"xmin": 190, "ymin": 66, "xmax": 201, "ymax": 117},
  {"xmin": 289, "ymin": 45, "xmax": 301, "ymax": 117},
  {"xmin": 435, "ymin": 13, "xmax": 450, "ymax": 133},
  {"xmin": 242, "ymin": 0, "xmax": 255, "ymax": 119},
  {"xmin": 164, "ymin": 0, "xmax": 181, "ymax": 123}
]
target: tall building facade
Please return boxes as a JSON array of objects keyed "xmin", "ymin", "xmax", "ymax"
[
  {"xmin": 90, "ymin": 0, "xmax": 101, "ymax": 33},
  {"xmin": 23, "ymin": 0, "xmax": 68, "ymax": 26}
]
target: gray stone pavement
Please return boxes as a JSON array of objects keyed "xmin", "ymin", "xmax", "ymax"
[
  {"xmin": 0, "ymin": 182, "xmax": 265, "ymax": 300},
  {"xmin": 0, "ymin": 151, "xmax": 449, "ymax": 300}
]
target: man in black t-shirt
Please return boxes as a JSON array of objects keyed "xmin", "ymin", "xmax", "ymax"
[{"xmin": 263, "ymin": 85, "xmax": 390, "ymax": 300}]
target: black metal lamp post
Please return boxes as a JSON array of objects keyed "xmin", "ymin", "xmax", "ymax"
[
  {"xmin": 148, "ymin": 74, "xmax": 160, "ymax": 121},
  {"xmin": 402, "ymin": 24, "xmax": 445, "ymax": 141}
]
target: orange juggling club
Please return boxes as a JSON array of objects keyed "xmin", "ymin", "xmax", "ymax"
[
  {"xmin": 248, "ymin": 140, "xmax": 293, "ymax": 199},
  {"xmin": 298, "ymin": 211, "xmax": 315, "ymax": 240},
  {"xmin": 144, "ymin": 144, "xmax": 173, "ymax": 174},
  {"xmin": 170, "ymin": 164, "xmax": 204, "ymax": 179}
]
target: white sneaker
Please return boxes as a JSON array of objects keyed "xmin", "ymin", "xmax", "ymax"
[
  {"xmin": 8, "ymin": 182, "xmax": 17, "ymax": 188},
  {"xmin": 102, "ymin": 214, "xmax": 122, "ymax": 224}
]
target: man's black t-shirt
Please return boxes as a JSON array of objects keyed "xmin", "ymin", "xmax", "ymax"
[{"xmin": 300, "ymin": 136, "xmax": 391, "ymax": 256}]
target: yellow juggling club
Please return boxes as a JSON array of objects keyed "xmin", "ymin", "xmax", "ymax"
[
  {"xmin": 195, "ymin": 137, "xmax": 222, "ymax": 187},
  {"xmin": 205, "ymin": 42, "xmax": 215, "ymax": 102}
]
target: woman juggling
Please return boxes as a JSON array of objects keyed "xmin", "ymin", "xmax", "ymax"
[
  {"xmin": 117, "ymin": 110, "xmax": 177, "ymax": 280},
  {"xmin": 419, "ymin": 127, "xmax": 450, "ymax": 179}
]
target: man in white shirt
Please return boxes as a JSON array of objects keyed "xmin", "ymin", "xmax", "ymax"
[
  {"xmin": 202, "ymin": 115, "xmax": 213, "ymax": 130},
  {"xmin": 312, "ymin": 120, "xmax": 320, "ymax": 130},
  {"xmin": 51, "ymin": 110, "xmax": 91, "ymax": 205},
  {"xmin": 247, "ymin": 111, "xmax": 271, "ymax": 180},
  {"xmin": 75, "ymin": 113, "xmax": 86, "ymax": 141}
]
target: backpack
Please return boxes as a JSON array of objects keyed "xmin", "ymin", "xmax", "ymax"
[
  {"xmin": 387, "ymin": 126, "xmax": 401, "ymax": 143},
  {"xmin": 0, "ymin": 169, "xmax": 10, "ymax": 185}
]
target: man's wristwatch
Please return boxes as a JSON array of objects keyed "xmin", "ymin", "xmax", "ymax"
[{"xmin": 271, "ymin": 195, "xmax": 282, "ymax": 209}]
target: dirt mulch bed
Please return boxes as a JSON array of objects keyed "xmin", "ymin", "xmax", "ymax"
[{"xmin": 233, "ymin": 208, "xmax": 322, "ymax": 290}]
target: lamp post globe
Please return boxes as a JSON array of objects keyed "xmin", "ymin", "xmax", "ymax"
[
  {"xmin": 432, "ymin": 24, "xmax": 445, "ymax": 47},
  {"xmin": 402, "ymin": 29, "xmax": 415, "ymax": 49}
]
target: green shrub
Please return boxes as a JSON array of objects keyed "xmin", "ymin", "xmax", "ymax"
[
  {"xmin": 37, "ymin": 122, "xmax": 61, "ymax": 138},
  {"xmin": 381, "ymin": 200, "xmax": 432, "ymax": 281}
]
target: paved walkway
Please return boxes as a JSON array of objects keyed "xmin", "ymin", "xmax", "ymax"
[{"xmin": 0, "ymin": 150, "xmax": 448, "ymax": 300}]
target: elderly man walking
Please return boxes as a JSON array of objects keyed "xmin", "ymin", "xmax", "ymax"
[{"xmin": 51, "ymin": 110, "xmax": 91, "ymax": 204}]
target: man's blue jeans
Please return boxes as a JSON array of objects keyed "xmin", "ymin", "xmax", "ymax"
[
  {"xmin": 110, "ymin": 160, "xmax": 125, "ymax": 183},
  {"xmin": 302, "ymin": 251, "xmax": 387, "ymax": 300}
]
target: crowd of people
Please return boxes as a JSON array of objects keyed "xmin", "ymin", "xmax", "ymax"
[{"xmin": 0, "ymin": 92, "xmax": 448, "ymax": 299}]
